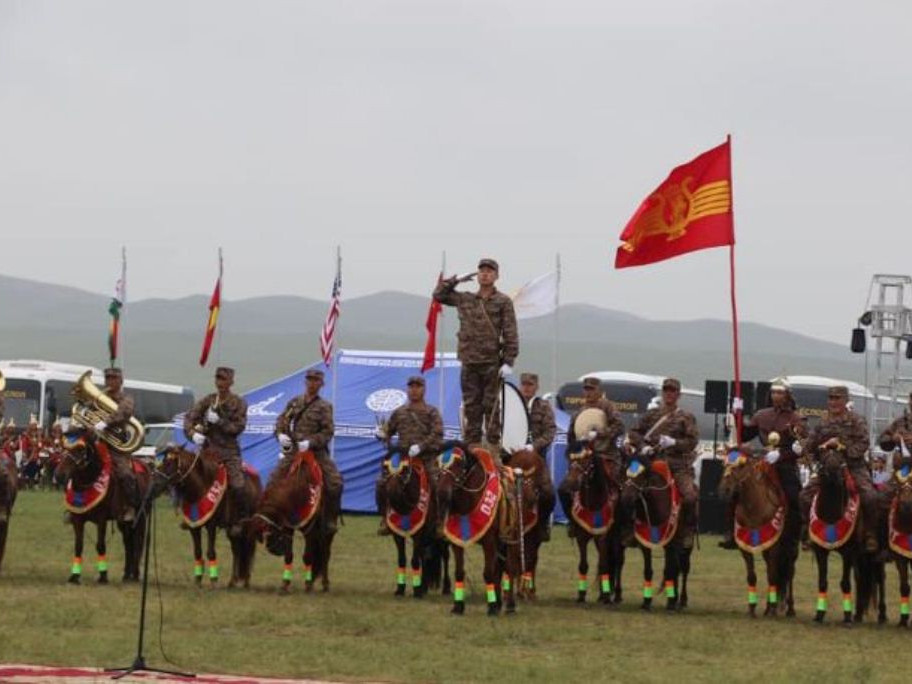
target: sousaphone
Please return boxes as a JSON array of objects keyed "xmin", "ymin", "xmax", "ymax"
[
  {"xmin": 70, "ymin": 370, "xmax": 145, "ymax": 453},
  {"xmin": 572, "ymin": 408, "xmax": 608, "ymax": 452}
]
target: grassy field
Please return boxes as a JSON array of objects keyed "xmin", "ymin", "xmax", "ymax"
[{"xmin": 0, "ymin": 490, "xmax": 908, "ymax": 683}]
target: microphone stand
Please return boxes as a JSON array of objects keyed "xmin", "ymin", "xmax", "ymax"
[{"xmin": 106, "ymin": 468, "xmax": 195, "ymax": 680}]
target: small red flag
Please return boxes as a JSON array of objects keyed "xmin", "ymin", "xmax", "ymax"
[
  {"xmin": 615, "ymin": 140, "xmax": 733, "ymax": 268},
  {"xmin": 198, "ymin": 278, "xmax": 221, "ymax": 367},
  {"xmin": 421, "ymin": 274, "xmax": 443, "ymax": 373}
]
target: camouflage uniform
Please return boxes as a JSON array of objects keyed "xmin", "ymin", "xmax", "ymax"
[
  {"xmin": 527, "ymin": 394, "xmax": 557, "ymax": 536},
  {"xmin": 104, "ymin": 387, "xmax": 142, "ymax": 515},
  {"xmin": 878, "ymin": 410, "xmax": 912, "ymax": 454},
  {"xmin": 628, "ymin": 403, "xmax": 700, "ymax": 546},
  {"xmin": 799, "ymin": 408, "xmax": 878, "ymax": 549},
  {"xmin": 433, "ymin": 270, "xmax": 519, "ymax": 446},
  {"xmin": 274, "ymin": 393, "xmax": 342, "ymax": 506},
  {"xmin": 183, "ymin": 392, "xmax": 248, "ymax": 500}
]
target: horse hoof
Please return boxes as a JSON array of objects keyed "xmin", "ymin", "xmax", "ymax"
[
  {"xmin": 842, "ymin": 619, "xmax": 853, "ymax": 628},
  {"xmin": 451, "ymin": 602, "xmax": 465, "ymax": 615},
  {"xmin": 898, "ymin": 619, "xmax": 909, "ymax": 628},
  {"xmin": 641, "ymin": 600, "xmax": 652, "ymax": 611},
  {"xmin": 322, "ymin": 584, "xmax": 330, "ymax": 593},
  {"xmin": 505, "ymin": 604, "xmax": 516, "ymax": 615},
  {"xmin": 394, "ymin": 586, "xmax": 406, "ymax": 597},
  {"xmin": 67, "ymin": 574, "xmax": 80, "ymax": 585},
  {"xmin": 97, "ymin": 574, "xmax": 108, "ymax": 585},
  {"xmin": 813, "ymin": 612, "xmax": 825, "ymax": 623},
  {"xmin": 486, "ymin": 605, "xmax": 499, "ymax": 617},
  {"xmin": 576, "ymin": 591, "xmax": 586, "ymax": 604},
  {"xmin": 279, "ymin": 584, "xmax": 290, "ymax": 595},
  {"xmin": 786, "ymin": 609, "xmax": 796, "ymax": 618},
  {"xmin": 412, "ymin": 592, "xmax": 424, "ymax": 600},
  {"xmin": 304, "ymin": 583, "xmax": 314, "ymax": 593}
]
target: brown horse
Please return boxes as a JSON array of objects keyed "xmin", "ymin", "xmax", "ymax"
[
  {"xmin": 436, "ymin": 442, "xmax": 519, "ymax": 615},
  {"xmin": 560, "ymin": 447, "xmax": 624, "ymax": 604},
  {"xmin": 718, "ymin": 450, "xmax": 797, "ymax": 617},
  {"xmin": 154, "ymin": 446, "xmax": 260, "ymax": 588},
  {"xmin": 54, "ymin": 429, "xmax": 148, "ymax": 584},
  {"xmin": 252, "ymin": 450, "xmax": 339, "ymax": 593},
  {"xmin": 884, "ymin": 455, "xmax": 912, "ymax": 627},
  {"xmin": 380, "ymin": 446, "xmax": 450, "ymax": 598},
  {"xmin": 503, "ymin": 448, "xmax": 546, "ymax": 600},
  {"xmin": 620, "ymin": 456, "xmax": 692, "ymax": 611},
  {"xmin": 807, "ymin": 448, "xmax": 874, "ymax": 624},
  {"xmin": 0, "ymin": 452, "xmax": 17, "ymax": 573}
]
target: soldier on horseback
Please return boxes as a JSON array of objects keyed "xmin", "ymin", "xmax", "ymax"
[
  {"xmin": 433, "ymin": 258, "xmax": 519, "ymax": 455},
  {"xmin": 720, "ymin": 378, "xmax": 807, "ymax": 549},
  {"xmin": 799, "ymin": 385, "xmax": 879, "ymax": 553},
  {"xmin": 184, "ymin": 366, "xmax": 250, "ymax": 537},
  {"xmin": 878, "ymin": 391, "xmax": 912, "ymax": 457},
  {"xmin": 518, "ymin": 372, "xmax": 556, "ymax": 541},
  {"xmin": 375, "ymin": 375, "xmax": 443, "ymax": 535},
  {"xmin": 274, "ymin": 368, "xmax": 342, "ymax": 533},
  {"xmin": 627, "ymin": 378, "xmax": 700, "ymax": 549},
  {"xmin": 559, "ymin": 377, "xmax": 625, "ymax": 538},
  {"xmin": 93, "ymin": 368, "xmax": 141, "ymax": 522}
]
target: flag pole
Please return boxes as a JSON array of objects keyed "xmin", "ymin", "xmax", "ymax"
[
  {"xmin": 727, "ymin": 134, "xmax": 743, "ymax": 445},
  {"xmin": 119, "ymin": 246, "xmax": 127, "ymax": 373},
  {"xmin": 330, "ymin": 245, "xmax": 341, "ymax": 461},
  {"xmin": 438, "ymin": 250, "xmax": 446, "ymax": 417},
  {"xmin": 550, "ymin": 252, "xmax": 560, "ymax": 523},
  {"xmin": 216, "ymin": 247, "xmax": 224, "ymax": 367}
]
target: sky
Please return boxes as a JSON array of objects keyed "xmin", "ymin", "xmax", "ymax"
[{"xmin": 0, "ymin": 0, "xmax": 909, "ymax": 345}]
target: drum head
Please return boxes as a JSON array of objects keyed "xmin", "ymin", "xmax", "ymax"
[
  {"xmin": 500, "ymin": 381, "xmax": 531, "ymax": 452},
  {"xmin": 573, "ymin": 408, "xmax": 607, "ymax": 441}
]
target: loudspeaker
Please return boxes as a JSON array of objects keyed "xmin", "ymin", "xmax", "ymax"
[
  {"xmin": 699, "ymin": 458, "xmax": 724, "ymax": 498},
  {"xmin": 729, "ymin": 381, "xmax": 755, "ymax": 415},
  {"xmin": 704, "ymin": 380, "xmax": 728, "ymax": 414},
  {"xmin": 851, "ymin": 327, "xmax": 866, "ymax": 353},
  {"xmin": 755, "ymin": 381, "xmax": 772, "ymax": 410},
  {"xmin": 699, "ymin": 497, "xmax": 726, "ymax": 534}
]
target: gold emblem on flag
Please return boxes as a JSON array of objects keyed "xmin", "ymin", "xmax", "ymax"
[{"xmin": 622, "ymin": 177, "xmax": 731, "ymax": 252}]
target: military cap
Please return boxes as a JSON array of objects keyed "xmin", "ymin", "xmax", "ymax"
[
  {"xmin": 215, "ymin": 366, "xmax": 235, "ymax": 380},
  {"xmin": 477, "ymin": 258, "xmax": 499, "ymax": 272},
  {"xmin": 406, "ymin": 375, "xmax": 425, "ymax": 387},
  {"xmin": 103, "ymin": 367, "xmax": 123, "ymax": 378},
  {"xmin": 305, "ymin": 368, "xmax": 325, "ymax": 381},
  {"xmin": 582, "ymin": 377, "xmax": 601, "ymax": 390},
  {"xmin": 662, "ymin": 378, "xmax": 682, "ymax": 391},
  {"xmin": 769, "ymin": 377, "xmax": 790, "ymax": 391},
  {"xmin": 828, "ymin": 385, "xmax": 849, "ymax": 399},
  {"xmin": 520, "ymin": 372, "xmax": 539, "ymax": 384}
]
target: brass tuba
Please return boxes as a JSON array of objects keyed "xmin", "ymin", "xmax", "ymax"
[
  {"xmin": 0, "ymin": 369, "xmax": 5, "ymax": 393},
  {"xmin": 70, "ymin": 370, "xmax": 145, "ymax": 453}
]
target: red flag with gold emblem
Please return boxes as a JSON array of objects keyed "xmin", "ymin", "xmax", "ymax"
[
  {"xmin": 198, "ymin": 277, "xmax": 220, "ymax": 367},
  {"xmin": 615, "ymin": 140, "xmax": 733, "ymax": 268}
]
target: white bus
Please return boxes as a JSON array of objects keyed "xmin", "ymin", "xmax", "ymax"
[{"xmin": 0, "ymin": 360, "xmax": 194, "ymax": 431}]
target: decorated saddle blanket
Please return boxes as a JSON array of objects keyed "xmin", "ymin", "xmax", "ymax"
[
  {"xmin": 888, "ymin": 497, "xmax": 912, "ymax": 560},
  {"xmin": 443, "ymin": 447, "xmax": 502, "ymax": 548},
  {"xmin": 181, "ymin": 464, "xmax": 228, "ymax": 528},
  {"xmin": 735, "ymin": 462, "xmax": 787, "ymax": 553},
  {"xmin": 386, "ymin": 455, "xmax": 431, "ymax": 538},
  {"xmin": 286, "ymin": 451, "xmax": 323, "ymax": 530},
  {"xmin": 570, "ymin": 487, "xmax": 614, "ymax": 537},
  {"xmin": 64, "ymin": 442, "xmax": 112, "ymax": 515},
  {"xmin": 809, "ymin": 469, "xmax": 859, "ymax": 550},
  {"xmin": 633, "ymin": 459, "xmax": 682, "ymax": 550}
]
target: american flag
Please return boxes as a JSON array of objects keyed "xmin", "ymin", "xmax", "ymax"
[{"xmin": 320, "ymin": 261, "xmax": 341, "ymax": 365}]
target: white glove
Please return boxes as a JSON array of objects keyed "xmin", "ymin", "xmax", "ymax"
[
  {"xmin": 93, "ymin": 421, "xmax": 107, "ymax": 433},
  {"xmin": 641, "ymin": 445, "xmax": 655, "ymax": 457},
  {"xmin": 792, "ymin": 441, "xmax": 803, "ymax": 456},
  {"xmin": 278, "ymin": 451, "xmax": 286, "ymax": 461},
  {"xmin": 731, "ymin": 397, "xmax": 744, "ymax": 412},
  {"xmin": 499, "ymin": 364, "xmax": 513, "ymax": 378},
  {"xmin": 587, "ymin": 430, "xmax": 598, "ymax": 441},
  {"xmin": 206, "ymin": 408, "xmax": 219, "ymax": 424},
  {"xmin": 373, "ymin": 426, "xmax": 386, "ymax": 440},
  {"xmin": 525, "ymin": 443, "xmax": 534, "ymax": 451},
  {"xmin": 408, "ymin": 444, "xmax": 421, "ymax": 457},
  {"xmin": 278, "ymin": 434, "xmax": 292, "ymax": 449},
  {"xmin": 299, "ymin": 440, "xmax": 310, "ymax": 452},
  {"xmin": 192, "ymin": 432, "xmax": 206, "ymax": 446},
  {"xmin": 765, "ymin": 449, "xmax": 781, "ymax": 465},
  {"xmin": 724, "ymin": 413, "xmax": 735, "ymax": 430},
  {"xmin": 659, "ymin": 435, "xmax": 676, "ymax": 449}
]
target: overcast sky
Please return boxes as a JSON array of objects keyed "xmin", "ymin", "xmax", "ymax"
[{"xmin": 1, "ymin": 0, "xmax": 909, "ymax": 345}]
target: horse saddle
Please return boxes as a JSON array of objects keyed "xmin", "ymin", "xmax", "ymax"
[
  {"xmin": 632, "ymin": 459, "xmax": 682, "ymax": 550},
  {"xmin": 386, "ymin": 456, "xmax": 431, "ymax": 538},
  {"xmin": 808, "ymin": 469, "xmax": 860, "ymax": 550}
]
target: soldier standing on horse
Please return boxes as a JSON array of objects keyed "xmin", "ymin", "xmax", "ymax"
[
  {"xmin": 433, "ymin": 258, "xmax": 519, "ymax": 454},
  {"xmin": 627, "ymin": 377, "xmax": 700, "ymax": 549},
  {"xmin": 517, "ymin": 372, "xmax": 556, "ymax": 541},
  {"xmin": 719, "ymin": 378, "xmax": 808, "ymax": 549},
  {"xmin": 184, "ymin": 366, "xmax": 250, "ymax": 537},
  {"xmin": 274, "ymin": 368, "xmax": 343, "ymax": 533},
  {"xmin": 559, "ymin": 377, "xmax": 626, "ymax": 538},
  {"xmin": 374, "ymin": 375, "xmax": 444, "ymax": 535},
  {"xmin": 798, "ymin": 385, "xmax": 879, "ymax": 553},
  {"xmin": 93, "ymin": 368, "xmax": 141, "ymax": 522}
]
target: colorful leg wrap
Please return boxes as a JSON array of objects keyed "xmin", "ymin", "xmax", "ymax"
[
  {"xmin": 664, "ymin": 580, "xmax": 676, "ymax": 598},
  {"xmin": 208, "ymin": 559, "xmax": 219, "ymax": 580},
  {"xmin": 768, "ymin": 585, "xmax": 778, "ymax": 604},
  {"xmin": 304, "ymin": 564, "xmax": 313, "ymax": 582},
  {"xmin": 747, "ymin": 585, "xmax": 758, "ymax": 605},
  {"xmin": 454, "ymin": 581, "xmax": 465, "ymax": 602},
  {"xmin": 71, "ymin": 556, "xmax": 83, "ymax": 575},
  {"xmin": 901, "ymin": 596, "xmax": 910, "ymax": 616},
  {"xmin": 600, "ymin": 574, "xmax": 611, "ymax": 594},
  {"xmin": 522, "ymin": 572, "xmax": 534, "ymax": 590},
  {"xmin": 842, "ymin": 593, "xmax": 853, "ymax": 613},
  {"xmin": 816, "ymin": 592, "xmax": 827, "ymax": 611},
  {"xmin": 577, "ymin": 573, "xmax": 587, "ymax": 592},
  {"xmin": 411, "ymin": 569, "xmax": 422, "ymax": 588},
  {"xmin": 485, "ymin": 583, "xmax": 497, "ymax": 604},
  {"xmin": 96, "ymin": 555, "xmax": 108, "ymax": 573},
  {"xmin": 193, "ymin": 560, "xmax": 204, "ymax": 577},
  {"xmin": 396, "ymin": 566, "xmax": 406, "ymax": 586},
  {"xmin": 643, "ymin": 580, "xmax": 654, "ymax": 599},
  {"xmin": 501, "ymin": 576, "xmax": 512, "ymax": 592},
  {"xmin": 282, "ymin": 563, "xmax": 293, "ymax": 582}
]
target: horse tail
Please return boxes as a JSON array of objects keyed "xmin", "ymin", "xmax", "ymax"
[
  {"xmin": 854, "ymin": 551, "xmax": 875, "ymax": 617},
  {"xmin": 421, "ymin": 537, "xmax": 447, "ymax": 589},
  {"xmin": 308, "ymin": 531, "xmax": 327, "ymax": 581}
]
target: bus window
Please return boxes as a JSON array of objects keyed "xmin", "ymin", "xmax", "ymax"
[
  {"xmin": 3, "ymin": 378, "xmax": 42, "ymax": 427},
  {"xmin": 46, "ymin": 380, "xmax": 76, "ymax": 424}
]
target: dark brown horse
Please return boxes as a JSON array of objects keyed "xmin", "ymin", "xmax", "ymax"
[
  {"xmin": 620, "ymin": 456, "xmax": 692, "ymax": 611},
  {"xmin": 252, "ymin": 450, "xmax": 338, "ymax": 593},
  {"xmin": 0, "ymin": 452, "xmax": 17, "ymax": 573},
  {"xmin": 503, "ymin": 448, "xmax": 546, "ymax": 600},
  {"xmin": 436, "ymin": 442, "xmax": 519, "ymax": 615},
  {"xmin": 154, "ymin": 446, "xmax": 260, "ymax": 588},
  {"xmin": 54, "ymin": 429, "xmax": 148, "ymax": 584},
  {"xmin": 718, "ymin": 450, "xmax": 797, "ymax": 617},
  {"xmin": 883, "ymin": 455, "xmax": 912, "ymax": 626},
  {"xmin": 380, "ymin": 446, "xmax": 450, "ymax": 598},
  {"xmin": 807, "ymin": 448, "xmax": 874, "ymax": 624},
  {"xmin": 561, "ymin": 447, "xmax": 624, "ymax": 604}
]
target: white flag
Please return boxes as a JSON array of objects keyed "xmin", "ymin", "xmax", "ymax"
[{"xmin": 512, "ymin": 271, "xmax": 558, "ymax": 320}]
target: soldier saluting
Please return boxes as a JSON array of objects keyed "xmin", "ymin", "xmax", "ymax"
[
  {"xmin": 184, "ymin": 367, "xmax": 250, "ymax": 537},
  {"xmin": 433, "ymin": 258, "xmax": 519, "ymax": 451}
]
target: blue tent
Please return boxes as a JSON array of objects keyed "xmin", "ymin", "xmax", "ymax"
[{"xmin": 221, "ymin": 350, "xmax": 570, "ymax": 520}]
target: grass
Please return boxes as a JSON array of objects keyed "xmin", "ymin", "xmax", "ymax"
[{"xmin": 0, "ymin": 490, "xmax": 907, "ymax": 683}]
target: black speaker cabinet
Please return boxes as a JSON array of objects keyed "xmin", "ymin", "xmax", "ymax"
[
  {"xmin": 704, "ymin": 380, "xmax": 728, "ymax": 414},
  {"xmin": 755, "ymin": 381, "xmax": 772, "ymax": 410}
]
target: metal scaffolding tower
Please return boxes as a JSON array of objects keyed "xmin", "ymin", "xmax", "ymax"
[{"xmin": 864, "ymin": 274, "xmax": 912, "ymax": 448}]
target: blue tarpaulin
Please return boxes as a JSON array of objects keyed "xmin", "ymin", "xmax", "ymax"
[{"xmin": 191, "ymin": 350, "xmax": 572, "ymax": 520}]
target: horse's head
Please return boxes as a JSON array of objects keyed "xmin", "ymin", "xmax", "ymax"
[
  {"xmin": 818, "ymin": 447, "xmax": 847, "ymax": 487},
  {"xmin": 894, "ymin": 457, "xmax": 912, "ymax": 518},
  {"xmin": 152, "ymin": 444, "xmax": 199, "ymax": 495},
  {"xmin": 620, "ymin": 451, "xmax": 651, "ymax": 507},
  {"xmin": 435, "ymin": 441, "xmax": 474, "ymax": 510},
  {"xmin": 55, "ymin": 428, "xmax": 97, "ymax": 486},
  {"xmin": 506, "ymin": 448, "xmax": 543, "ymax": 509},
  {"xmin": 719, "ymin": 448, "xmax": 753, "ymax": 498}
]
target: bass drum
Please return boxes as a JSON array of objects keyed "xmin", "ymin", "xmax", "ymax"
[
  {"xmin": 500, "ymin": 381, "xmax": 531, "ymax": 453},
  {"xmin": 573, "ymin": 407, "xmax": 608, "ymax": 441}
]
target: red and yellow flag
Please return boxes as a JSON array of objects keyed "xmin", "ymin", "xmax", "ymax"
[
  {"xmin": 615, "ymin": 140, "xmax": 733, "ymax": 268},
  {"xmin": 421, "ymin": 273, "xmax": 443, "ymax": 373},
  {"xmin": 198, "ymin": 278, "xmax": 221, "ymax": 367}
]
